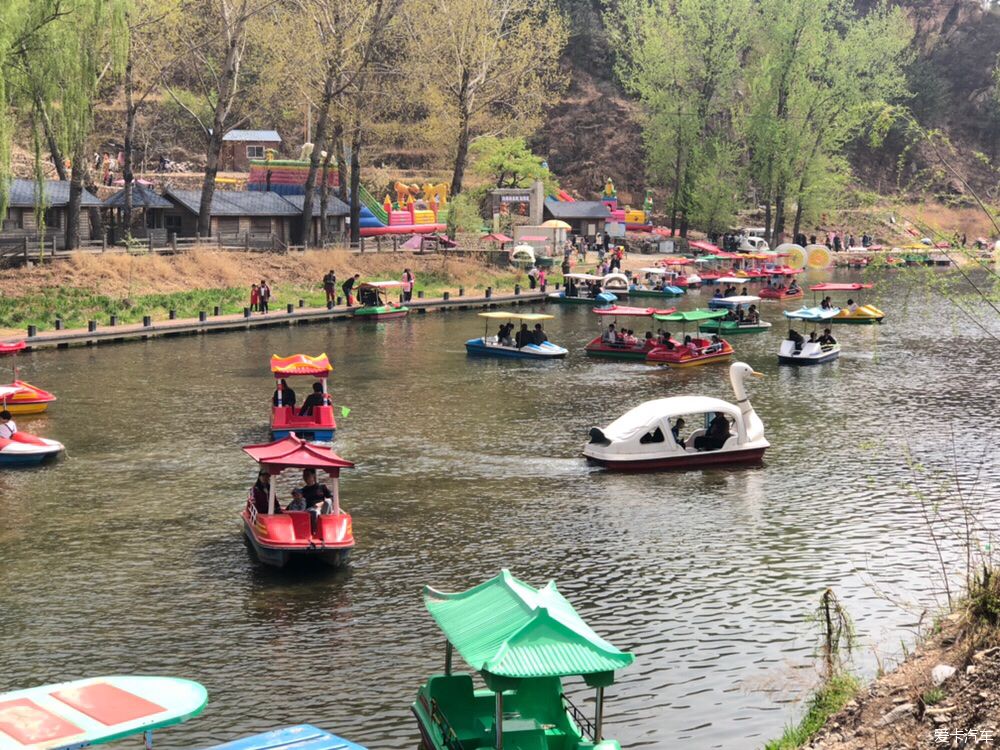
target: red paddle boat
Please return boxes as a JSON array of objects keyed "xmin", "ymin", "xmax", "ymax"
[
  {"xmin": 0, "ymin": 340, "xmax": 26, "ymax": 355},
  {"xmin": 270, "ymin": 353, "xmax": 336, "ymax": 441},
  {"xmin": 241, "ymin": 434, "xmax": 355, "ymax": 568},
  {"xmin": 0, "ymin": 376, "xmax": 56, "ymax": 415},
  {"xmin": 646, "ymin": 309, "xmax": 735, "ymax": 367},
  {"xmin": 584, "ymin": 305, "xmax": 675, "ymax": 360},
  {"xmin": 759, "ymin": 284, "xmax": 804, "ymax": 300}
]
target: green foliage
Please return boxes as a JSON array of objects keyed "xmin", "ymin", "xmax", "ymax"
[
  {"xmin": 922, "ymin": 688, "xmax": 946, "ymax": 706},
  {"xmin": 967, "ymin": 565, "xmax": 1000, "ymax": 630},
  {"xmin": 470, "ymin": 137, "xmax": 558, "ymax": 191},
  {"xmin": 765, "ymin": 673, "xmax": 860, "ymax": 750},
  {"xmin": 446, "ymin": 192, "xmax": 487, "ymax": 235}
]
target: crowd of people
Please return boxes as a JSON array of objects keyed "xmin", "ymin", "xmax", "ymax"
[
  {"xmin": 250, "ymin": 467, "xmax": 334, "ymax": 521},
  {"xmin": 249, "ymin": 267, "xmax": 418, "ymax": 313},
  {"xmin": 495, "ymin": 322, "xmax": 549, "ymax": 348}
]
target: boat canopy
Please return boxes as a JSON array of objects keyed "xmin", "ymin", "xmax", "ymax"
[
  {"xmin": 715, "ymin": 276, "xmax": 747, "ymax": 284},
  {"xmin": 593, "ymin": 305, "xmax": 676, "ymax": 317},
  {"xmin": 243, "ymin": 434, "xmax": 354, "ymax": 473},
  {"xmin": 602, "ymin": 273, "xmax": 629, "ymax": 289},
  {"xmin": 714, "ymin": 294, "xmax": 760, "ymax": 304},
  {"xmin": 635, "ymin": 267, "xmax": 667, "ymax": 275},
  {"xmin": 689, "ymin": 240, "xmax": 720, "ymax": 253},
  {"xmin": 654, "ymin": 309, "xmax": 728, "ymax": 322},
  {"xmin": 0, "ymin": 675, "xmax": 208, "ymax": 750},
  {"xmin": 424, "ymin": 569, "xmax": 634, "ymax": 687},
  {"xmin": 784, "ymin": 306, "xmax": 841, "ymax": 321},
  {"xmin": 661, "ymin": 257, "xmax": 689, "ymax": 266},
  {"xmin": 478, "ymin": 312, "xmax": 554, "ymax": 322},
  {"xmin": 359, "ymin": 280, "xmax": 403, "ymax": 289},
  {"xmin": 601, "ymin": 396, "xmax": 744, "ymax": 442},
  {"xmin": 270, "ymin": 353, "xmax": 332, "ymax": 378},
  {"xmin": 809, "ymin": 283, "xmax": 873, "ymax": 292},
  {"xmin": 562, "ymin": 273, "xmax": 604, "ymax": 281},
  {"xmin": 0, "ymin": 385, "xmax": 24, "ymax": 400}
]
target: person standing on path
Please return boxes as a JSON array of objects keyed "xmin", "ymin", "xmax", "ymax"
[
  {"xmin": 250, "ymin": 283, "xmax": 260, "ymax": 312},
  {"xmin": 342, "ymin": 273, "xmax": 360, "ymax": 306},
  {"xmin": 259, "ymin": 280, "xmax": 271, "ymax": 314},
  {"xmin": 401, "ymin": 268, "xmax": 414, "ymax": 302},
  {"xmin": 323, "ymin": 270, "xmax": 337, "ymax": 305},
  {"xmin": 527, "ymin": 265, "xmax": 539, "ymax": 289},
  {"xmin": 538, "ymin": 267, "xmax": 547, "ymax": 291}
]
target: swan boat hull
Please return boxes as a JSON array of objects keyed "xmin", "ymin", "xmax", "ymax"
[{"xmin": 584, "ymin": 445, "xmax": 767, "ymax": 471}]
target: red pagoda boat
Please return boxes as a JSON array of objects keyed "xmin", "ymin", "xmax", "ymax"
[
  {"xmin": 241, "ymin": 434, "xmax": 355, "ymax": 568},
  {"xmin": 270, "ymin": 353, "xmax": 336, "ymax": 441}
]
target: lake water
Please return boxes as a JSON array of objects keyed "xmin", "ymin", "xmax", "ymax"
[{"xmin": 0, "ymin": 268, "xmax": 997, "ymax": 749}]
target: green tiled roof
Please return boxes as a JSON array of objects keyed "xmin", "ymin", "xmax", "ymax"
[{"xmin": 423, "ymin": 570, "xmax": 634, "ymax": 680}]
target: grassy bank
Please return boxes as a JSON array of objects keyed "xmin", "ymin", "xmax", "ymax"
[
  {"xmin": 0, "ymin": 248, "xmax": 526, "ymax": 333},
  {"xmin": 765, "ymin": 674, "xmax": 861, "ymax": 750}
]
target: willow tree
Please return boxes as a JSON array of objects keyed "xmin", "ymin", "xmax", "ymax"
[
  {"xmin": 404, "ymin": 0, "xmax": 567, "ymax": 196},
  {"xmin": 610, "ymin": 0, "xmax": 752, "ymax": 236},
  {"xmin": 743, "ymin": 0, "xmax": 911, "ymax": 243}
]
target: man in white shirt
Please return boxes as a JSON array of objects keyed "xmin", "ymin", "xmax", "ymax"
[{"xmin": 0, "ymin": 410, "xmax": 16, "ymax": 439}]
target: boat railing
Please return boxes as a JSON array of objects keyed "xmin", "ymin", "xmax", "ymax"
[
  {"xmin": 561, "ymin": 693, "xmax": 596, "ymax": 741},
  {"xmin": 429, "ymin": 698, "xmax": 465, "ymax": 750}
]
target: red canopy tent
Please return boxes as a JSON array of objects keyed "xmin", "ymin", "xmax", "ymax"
[
  {"xmin": 689, "ymin": 240, "xmax": 721, "ymax": 253},
  {"xmin": 481, "ymin": 233, "xmax": 513, "ymax": 244}
]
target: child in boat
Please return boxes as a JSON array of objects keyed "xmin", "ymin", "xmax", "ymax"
[
  {"xmin": 0, "ymin": 410, "xmax": 16, "ymax": 439},
  {"xmin": 287, "ymin": 488, "xmax": 307, "ymax": 511},
  {"xmin": 704, "ymin": 335, "xmax": 724, "ymax": 353},
  {"xmin": 847, "ymin": 298, "xmax": 858, "ymax": 313}
]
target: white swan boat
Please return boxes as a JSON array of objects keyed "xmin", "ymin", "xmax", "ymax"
[{"xmin": 583, "ymin": 362, "xmax": 768, "ymax": 471}]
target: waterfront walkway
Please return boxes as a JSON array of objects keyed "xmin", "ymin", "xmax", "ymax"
[{"xmin": 12, "ymin": 288, "xmax": 550, "ymax": 351}]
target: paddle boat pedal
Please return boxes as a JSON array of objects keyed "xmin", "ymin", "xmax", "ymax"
[
  {"xmin": 583, "ymin": 362, "xmax": 768, "ymax": 471},
  {"xmin": 352, "ymin": 281, "xmax": 409, "ymax": 320},
  {"xmin": 242, "ymin": 434, "xmax": 355, "ymax": 568},
  {"xmin": 270, "ymin": 353, "xmax": 337, "ymax": 441},
  {"xmin": 466, "ymin": 312, "xmax": 567, "ymax": 359},
  {"xmin": 200, "ymin": 725, "xmax": 367, "ymax": 750},
  {"xmin": 411, "ymin": 569, "xmax": 635, "ymax": 750},
  {"xmin": 0, "ymin": 675, "xmax": 207, "ymax": 750}
]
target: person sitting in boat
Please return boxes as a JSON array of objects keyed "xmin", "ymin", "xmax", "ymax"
[
  {"xmin": 643, "ymin": 331, "xmax": 657, "ymax": 349},
  {"xmin": 788, "ymin": 328, "xmax": 804, "ymax": 352},
  {"xmin": 0, "ymin": 410, "xmax": 16, "ymax": 439},
  {"xmin": 602, "ymin": 323, "xmax": 618, "ymax": 344},
  {"xmin": 300, "ymin": 468, "xmax": 333, "ymax": 514},
  {"xmin": 820, "ymin": 296, "xmax": 833, "ymax": 310},
  {"xmin": 250, "ymin": 471, "xmax": 279, "ymax": 514},
  {"xmin": 532, "ymin": 323, "xmax": 548, "ymax": 345},
  {"xmin": 713, "ymin": 288, "xmax": 723, "ymax": 299},
  {"xmin": 287, "ymin": 488, "xmax": 308, "ymax": 511},
  {"xmin": 737, "ymin": 305, "xmax": 747, "ymax": 322},
  {"xmin": 704, "ymin": 335, "xmax": 724, "ymax": 353},
  {"xmin": 788, "ymin": 280, "xmax": 800, "ymax": 294},
  {"xmin": 808, "ymin": 331, "xmax": 819, "ymax": 345},
  {"xmin": 298, "ymin": 382, "xmax": 327, "ymax": 417},
  {"xmin": 846, "ymin": 298, "xmax": 858, "ymax": 313},
  {"xmin": 515, "ymin": 323, "xmax": 531, "ymax": 348},
  {"xmin": 272, "ymin": 378, "xmax": 296, "ymax": 408},
  {"xmin": 671, "ymin": 417, "xmax": 687, "ymax": 448},
  {"xmin": 746, "ymin": 305, "xmax": 760, "ymax": 323},
  {"xmin": 695, "ymin": 412, "xmax": 731, "ymax": 451},
  {"xmin": 818, "ymin": 328, "xmax": 837, "ymax": 348},
  {"xmin": 660, "ymin": 330, "xmax": 676, "ymax": 350},
  {"xmin": 741, "ymin": 286, "xmax": 749, "ymax": 296},
  {"xmin": 499, "ymin": 323, "xmax": 514, "ymax": 346}
]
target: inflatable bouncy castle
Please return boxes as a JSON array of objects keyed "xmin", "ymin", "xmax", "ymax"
[{"xmin": 247, "ymin": 159, "xmax": 338, "ymax": 196}]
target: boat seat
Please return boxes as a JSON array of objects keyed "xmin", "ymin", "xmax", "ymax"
[
  {"xmin": 285, "ymin": 511, "xmax": 313, "ymax": 540},
  {"xmin": 426, "ymin": 674, "xmax": 486, "ymax": 747}
]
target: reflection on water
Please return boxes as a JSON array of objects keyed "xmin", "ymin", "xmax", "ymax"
[{"xmin": 0, "ymin": 270, "xmax": 997, "ymax": 749}]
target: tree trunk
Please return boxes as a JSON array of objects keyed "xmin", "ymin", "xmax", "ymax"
[
  {"xmin": 333, "ymin": 119, "xmax": 347, "ymax": 203},
  {"xmin": 35, "ymin": 98, "xmax": 67, "ymax": 181},
  {"xmin": 349, "ymin": 109, "xmax": 363, "ymax": 246},
  {"xmin": 773, "ymin": 189, "xmax": 785, "ymax": 245},
  {"xmin": 450, "ymin": 72, "xmax": 471, "ymax": 196},
  {"xmin": 197, "ymin": 13, "xmax": 247, "ymax": 237},
  {"xmin": 300, "ymin": 60, "xmax": 337, "ymax": 246},
  {"xmin": 123, "ymin": 54, "xmax": 136, "ymax": 239},
  {"xmin": 669, "ymin": 126, "xmax": 683, "ymax": 235},
  {"xmin": 66, "ymin": 145, "xmax": 86, "ymax": 250},
  {"xmin": 792, "ymin": 195, "xmax": 805, "ymax": 240},
  {"xmin": 319, "ymin": 148, "xmax": 332, "ymax": 245}
]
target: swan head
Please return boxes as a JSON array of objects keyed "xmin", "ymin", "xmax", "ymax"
[{"xmin": 730, "ymin": 361, "xmax": 764, "ymax": 381}]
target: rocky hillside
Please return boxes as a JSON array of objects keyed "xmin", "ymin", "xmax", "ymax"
[{"xmin": 540, "ymin": 0, "xmax": 1000, "ymax": 202}]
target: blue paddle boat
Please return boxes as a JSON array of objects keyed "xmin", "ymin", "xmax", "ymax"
[
  {"xmin": 779, "ymin": 307, "xmax": 841, "ymax": 365},
  {"xmin": 466, "ymin": 312, "xmax": 568, "ymax": 359},
  {"xmin": 202, "ymin": 725, "xmax": 367, "ymax": 750}
]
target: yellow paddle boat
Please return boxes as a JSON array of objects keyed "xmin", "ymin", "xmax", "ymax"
[
  {"xmin": 809, "ymin": 283, "xmax": 885, "ymax": 324},
  {"xmin": 0, "ymin": 378, "xmax": 57, "ymax": 414}
]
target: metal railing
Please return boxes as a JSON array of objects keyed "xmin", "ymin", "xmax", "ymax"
[
  {"xmin": 561, "ymin": 693, "xmax": 596, "ymax": 741},
  {"xmin": 429, "ymin": 699, "xmax": 465, "ymax": 750}
]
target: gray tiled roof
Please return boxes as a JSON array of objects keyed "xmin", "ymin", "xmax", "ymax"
[
  {"xmin": 165, "ymin": 189, "xmax": 300, "ymax": 217},
  {"xmin": 103, "ymin": 184, "xmax": 172, "ymax": 209},
  {"xmin": 7, "ymin": 179, "xmax": 103, "ymax": 208},
  {"xmin": 282, "ymin": 193, "xmax": 350, "ymax": 217},
  {"xmin": 544, "ymin": 199, "xmax": 611, "ymax": 220},
  {"xmin": 222, "ymin": 130, "xmax": 281, "ymax": 142}
]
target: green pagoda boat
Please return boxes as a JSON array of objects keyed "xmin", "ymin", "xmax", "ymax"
[{"xmin": 411, "ymin": 569, "xmax": 635, "ymax": 750}]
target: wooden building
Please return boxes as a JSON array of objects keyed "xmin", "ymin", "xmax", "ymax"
[
  {"xmin": 103, "ymin": 184, "xmax": 172, "ymax": 244},
  {"xmin": 543, "ymin": 199, "xmax": 610, "ymax": 239},
  {"xmin": 221, "ymin": 130, "xmax": 282, "ymax": 171},
  {"xmin": 2, "ymin": 179, "xmax": 103, "ymax": 250}
]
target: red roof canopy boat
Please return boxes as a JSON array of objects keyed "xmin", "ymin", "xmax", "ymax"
[
  {"xmin": 689, "ymin": 240, "xmax": 721, "ymax": 253},
  {"xmin": 241, "ymin": 434, "xmax": 355, "ymax": 568},
  {"xmin": 584, "ymin": 305, "xmax": 677, "ymax": 361},
  {"xmin": 270, "ymin": 353, "xmax": 336, "ymax": 441}
]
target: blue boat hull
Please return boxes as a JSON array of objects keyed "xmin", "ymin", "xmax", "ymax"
[
  {"xmin": 465, "ymin": 338, "xmax": 568, "ymax": 359},
  {"xmin": 272, "ymin": 428, "xmax": 335, "ymax": 441},
  {"xmin": 200, "ymin": 724, "xmax": 367, "ymax": 750},
  {"xmin": 0, "ymin": 449, "xmax": 61, "ymax": 466}
]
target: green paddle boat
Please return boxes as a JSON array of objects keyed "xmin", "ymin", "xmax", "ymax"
[
  {"xmin": 411, "ymin": 569, "xmax": 635, "ymax": 750},
  {"xmin": 698, "ymin": 318, "xmax": 772, "ymax": 335},
  {"xmin": 353, "ymin": 280, "xmax": 409, "ymax": 320}
]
